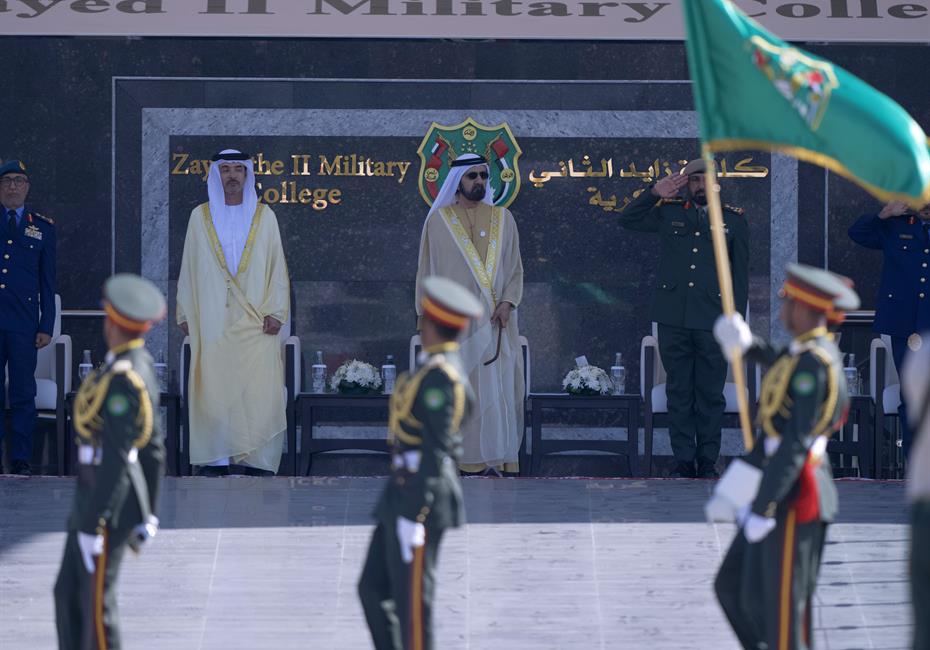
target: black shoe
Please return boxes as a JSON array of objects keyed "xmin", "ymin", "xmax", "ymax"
[
  {"xmin": 238, "ymin": 465, "xmax": 275, "ymax": 477},
  {"xmin": 697, "ymin": 462, "xmax": 720, "ymax": 479},
  {"xmin": 11, "ymin": 460, "xmax": 33, "ymax": 476},
  {"xmin": 669, "ymin": 461, "xmax": 696, "ymax": 478},
  {"xmin": 197, "ymin": 465, "xmax": 229, "ymax": 477}
]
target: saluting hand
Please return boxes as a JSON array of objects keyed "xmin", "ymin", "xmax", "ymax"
[
  {"xmin": 879, "ymin": 200, "xmax": 909, "ymax": 219},
  {"xmin": 651, "ymin": 173, "xmax": 688, "ymax": 198}
]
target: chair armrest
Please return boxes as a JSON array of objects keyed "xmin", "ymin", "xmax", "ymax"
[
  {"xmin": 283, "ymin": 336, "xmax": 301, "ymax": 394},
  {"xmin": 640, "ymin": 335, "xmax": 659, "ymax": 399},
  {"xmin": 869, "ymin": 337, "xmax": 888, "ymax": 402},
  {"xmin": 180, "ymin": 336, "xmax": 190, "ymax": 398},
  {"xmin": 52, "ymin": 334, "xmax": 73, "ymax": 394}
]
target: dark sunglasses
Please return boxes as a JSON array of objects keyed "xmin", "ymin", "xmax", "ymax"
[{"xmin": 465, "ymin": 171, "xmax": 489, "ymax": 180}]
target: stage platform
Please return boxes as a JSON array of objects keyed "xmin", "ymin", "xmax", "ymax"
[{"xmin": 0, "ymin": 477, "xmax": 911, "ymax": 649}]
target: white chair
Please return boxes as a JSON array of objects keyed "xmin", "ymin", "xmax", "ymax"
[
  {"xmin": 1, "ymin": 295, "xmax": 71, "ymax": 475},
  {"xmin": 180, "ymin": 319, "xmax": 301, "ymax": 476},
  {"xmin": 869, "ymin": 335, "xmax": 900, "ymax": 477},
  {"xmin": 640, "ymin": 322, "xmax": 758, "ymax": 477}
]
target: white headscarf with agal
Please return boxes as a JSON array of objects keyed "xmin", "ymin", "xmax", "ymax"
[
  {"xmin": 207, "ymin": 149, "xmax": 258, "ymax": 276},
  {"xmin": 426, "ymin": 153, "xmax": 495, "ymax": 219}
]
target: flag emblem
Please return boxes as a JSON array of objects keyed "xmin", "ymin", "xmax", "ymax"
[
  {"xmin": 748, "ymin": 35, "xmax": 838, "ymax": 132},
  {"xmin": 416, "ymin": 118, "xmax": 523, "ymax": 209}
]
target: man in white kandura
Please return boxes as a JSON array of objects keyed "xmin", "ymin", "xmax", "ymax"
[
  {"xmin": 177, "ymin": 149, "xmax": 290, "ymax": 477},
  {"xmin": 416, "ymin": 152, "xmax": 525, "ymax": 475}
]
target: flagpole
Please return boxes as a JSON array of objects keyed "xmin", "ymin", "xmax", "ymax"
[{"xmin": 702, "ymin": 145, "xmax": 755, "ymax": 453}]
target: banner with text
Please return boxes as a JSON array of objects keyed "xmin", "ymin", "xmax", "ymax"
[{"xmin": 1, "ymin": 0, "xmax": 928, "ymax": 42}]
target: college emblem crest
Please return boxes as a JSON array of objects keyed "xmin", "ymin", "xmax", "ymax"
[
  {"xmin": 416, "ymin": 118, "xmax": 523, "ymax": 209},
  {"xmin": 748, "ymin": 35, "xmax": 839, "ymax": 132}
]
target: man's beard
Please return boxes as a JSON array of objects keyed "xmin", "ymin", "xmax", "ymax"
[
  {"xmin": 690, "ymin": 190, "xmax": 707, "ymax": 206},
  {"xmin": 459, "ymin": 184, "xmax": 485, "ymax": 202}
]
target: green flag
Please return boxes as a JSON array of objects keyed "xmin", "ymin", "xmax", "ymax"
[{"xmin": 682, "ymin": 0, "xmax": 930, "ymax": 209}]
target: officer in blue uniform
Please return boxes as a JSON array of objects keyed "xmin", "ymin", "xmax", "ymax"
[
  {"xmin": 0, "ymin": 159, "xmax": 57, "ymax": 475},
  {"xmin": 848, "ymin": 200, "xmax": 930, "ymax": 457}
]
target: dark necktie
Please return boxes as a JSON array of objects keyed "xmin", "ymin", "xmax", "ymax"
[{"xmin": 6, "ymin": 209, "xmax": 16, "ymax": 235}]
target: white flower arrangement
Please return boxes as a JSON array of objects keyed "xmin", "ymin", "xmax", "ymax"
[
  {"xmin": 562, "ymin": 364, "xmax": 612, "ymax": 396},
  {"xmin": 330, "ymin": 359, "xmax": 383, "ymax": 394}
]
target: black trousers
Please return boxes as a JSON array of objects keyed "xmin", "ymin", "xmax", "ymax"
[
  {"xmin": 358, "ymin": 520, "xmax": 444, "ymax": 650},
  {"xmin": 657, "ymin": 324, "xmax": 727, "ymax": 466},
  {"xmin": 54, "ymin": 527, "xmax": 129, "ymax": 650},
  {"xmin": 716, "ymin": 512, "xmax": 826, "ymax": 650},
  {"xmin": 913, "ymin": 502, "xmax": 930, "ymax": 650}
]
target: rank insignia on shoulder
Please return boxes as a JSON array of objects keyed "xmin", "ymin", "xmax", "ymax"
[
  {"xmin": 32, "ymin": 212, "xmax": 54, "ymax": 225},
  {"xmin": 723, "ymin": 204, "xmax": 745, "ymax": 215}
]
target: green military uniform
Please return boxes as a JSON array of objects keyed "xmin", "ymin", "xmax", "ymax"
[
  {"xmin": 358, "ymin": 342, "xmax": 472, "ymax": 650},
  {"xmin": 620, "ymin": 172, "xmax": 749, "ymax": 476},
  {"xmin": 54, "ymin": 275, "xmax": 166, "ymax": 650},
  {"xmin": 359, "ymin": 275, "xmax": 480, "ymax": 650},
  {"xmin": 713, "ymin": 265, "xmax": 857, "ymax": 650}
]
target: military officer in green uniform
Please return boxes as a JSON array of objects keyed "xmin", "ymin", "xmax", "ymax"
[
  {"xmin": 53, "ymin": 274, "xmax": 167, "ymax": 650},
  {"xmin": 619, "ymin": 159, "xmax": 750, "ymax": 477},
  {"xmin": 707, "ymin": 263, "xmax": 859, "ymax": 650},
  {"xmin": 358, "ymin": 276, "xmax": 481, "ymax": 650}
]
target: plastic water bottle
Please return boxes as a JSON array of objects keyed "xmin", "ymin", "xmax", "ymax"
[
  {"xmin": 382, "ymin": 355, "xmax": 396, "ymax": 395},
  {"xmin": 844, "ymin": 353, "xmax": 859, "ymax": 395},
  {"xmin": 154, "ymin": 355, "xmax": 168, "ymax": 393},
  {"xmin": 78, "ymin": 350, "xmax": 93, "ymax": 384},
  {"xmin": 610, "ymin": 352, "xmax": 626, "ymax": 395},
  {"xmin": 311, "ymin": 351, "xmax": 327, "ymax": 394}
]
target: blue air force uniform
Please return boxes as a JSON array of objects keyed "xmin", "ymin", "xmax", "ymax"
[
  {"xmin": 0, "ymin": 160, "xmax": 57, "ymax": 471},
  {"xmin": 848, "ymin": 211, "xmax": 930, "ymax": 456}
]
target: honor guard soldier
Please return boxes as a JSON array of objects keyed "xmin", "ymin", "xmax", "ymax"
[
  {"xmin": 54, "ymin": 274, "xmax": 167, "ymax": 650},
  {"xmin": 0, "ymin": 159, "xmax": 56, "ymax": 475},
  {"xmin": 902, "ymin": 335, "xmax": 930, "ymax": 650},
  {"xmin": 848, "ymin": 201, "xmax": 930, "ymax": 458},
  {"xmin": 619, "ymin": 158, "xmax": 749, "ymax": 477},
  {"xmin": 358, "ymin": 276, "xmax": 481, "ymax": 650},
  {"xmin": 707, "ymin": 263, "xmax": 859, "ymax": 650}
]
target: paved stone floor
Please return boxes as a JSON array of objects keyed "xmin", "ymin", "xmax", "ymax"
[{"xmin": 0, "ymin": 477, "xmax": 912, "ymax": 649}]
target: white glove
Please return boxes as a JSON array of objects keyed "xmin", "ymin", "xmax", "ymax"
[
  {"xmin": 77, "ymin": 532, "xmax": 104, "ymax": 573},
  {"xmin": 743, "ymin": 514, "xmax": 777, "ymax": 543},
  {"xmin": 704, "ymin": 494, "xmax": 738, "ymax": 523},
  {"xmin": 396, "ymin": 516, "xmax": 426, "ymax": 564},
  {"xmin": 713, "ymin": 313, "xmax": 753, "ymax": 362},
  {"xmin": 129, "ymin": 515, "xmax": 159, "ymax": 553}
]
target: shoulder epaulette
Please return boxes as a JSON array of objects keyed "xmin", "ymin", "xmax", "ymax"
[
  {"xmin": 33, "ymin": 212, "xmax": 54, "ymax": 225},
  {"xmin": 424, "ymin": 355, "xmax": 461, "ymax": 383},
  {"xmin": 658, "ymin": 197, "xmax": 685, "ymax": 206},
  {"xmin": 724, "ymin": 204, "xmax": 745, "ymax": 216}
]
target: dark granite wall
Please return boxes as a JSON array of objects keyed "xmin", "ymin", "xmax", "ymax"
[{"xmin": 1, "ymin": 37, "xmax": 927, "ymax": 390}]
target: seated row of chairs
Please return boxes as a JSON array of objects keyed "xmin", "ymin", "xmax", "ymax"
[{"xmin": 2, "ymin": 300, "xmax": 905, "ymax": 478}]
